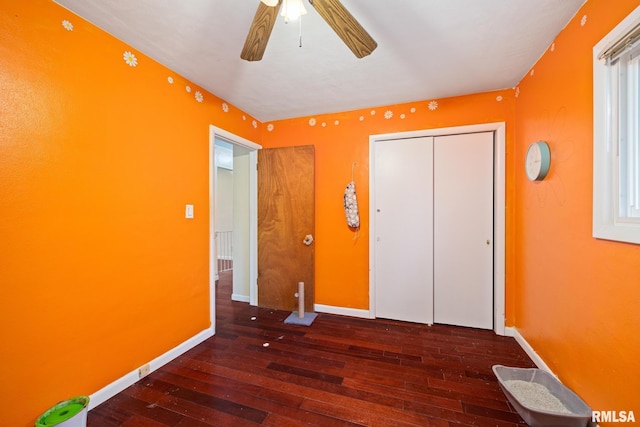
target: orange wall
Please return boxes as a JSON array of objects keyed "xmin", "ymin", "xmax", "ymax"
[
  {"xmin": 261, "ymin": 93, "xmax": 516, "ymax": 312},
  {"xmin": 514, "ymin": 0, "xmax": 640, "ymax": 417},
  {"xmin": 0, "ymin": 1, "xmax": 260, "ymax": 425},
  {"xmin": 5, "ymin": 0, "xmax": 636, "ymax": 424}
]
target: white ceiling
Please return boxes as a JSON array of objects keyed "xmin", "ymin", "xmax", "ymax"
[{"xmin": 53, "ymin": 0, "xmax": 585, "ymax": 122}]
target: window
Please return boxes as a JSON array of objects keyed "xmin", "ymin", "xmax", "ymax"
[{"xmin": 593, "ymin": 6, "xmax": 640, "ymax": 244}]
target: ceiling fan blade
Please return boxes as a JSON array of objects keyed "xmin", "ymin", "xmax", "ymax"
[
  {"xmin": 241, "ymin": 1, "xmax": 282, "ymax": 61},
  {"xmin": 308, "ymin": 0, "xmax": 377, "ymax": 58}
]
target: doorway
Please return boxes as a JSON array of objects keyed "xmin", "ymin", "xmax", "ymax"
[
  {"xmin": 214, "ymin": 138, "xmax": 253, "ymax": 303},
  {"xmin": 214, "ymin": 139, "xmax": 234, "ymax": 281},
  {"xmin": 209, "ymin": 126, "xmax": 261, "ymax": 332},
  {"xmin": 369, "ymin": 123, "xmax": 506, "ymax": 335}
]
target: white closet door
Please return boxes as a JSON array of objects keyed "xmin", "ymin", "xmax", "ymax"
[
  {"xmin": 433, "ymin": 132, "xmax": 494, "ymax": 329},
  {"xmin": 374, "ymin": 137, "xmax": 434, "ymax": 324}
]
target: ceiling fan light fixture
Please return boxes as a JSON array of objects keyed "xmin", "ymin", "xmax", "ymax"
[
  {"xmin": 242, "ymin": 0, "xmax": 377, "ymax": 61},
  {"xmin": 281, "ymin": 0, "xmax": 307, "ymax": 22}
]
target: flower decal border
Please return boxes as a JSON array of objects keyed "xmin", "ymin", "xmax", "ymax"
[{"xmin": 56, "ymin": 18, "xmax": 263, "ymax": 129}]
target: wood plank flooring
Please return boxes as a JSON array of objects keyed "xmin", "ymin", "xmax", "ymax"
[{"xmin": 88, "ymin": 271, "xmax": 535, "ymax": 426}]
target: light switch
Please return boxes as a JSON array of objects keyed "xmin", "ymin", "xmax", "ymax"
[{"xmin": 185, "ymin": 204, "xmax": 194, "ymax": 219}]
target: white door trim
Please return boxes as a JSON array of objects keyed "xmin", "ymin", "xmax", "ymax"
[
  {"xmin": 209, "ymin": 126, "xmax": 261, "ymax": 333},
  {"xmin": 369, "ymin": 122, "xmax": 506, "ymax": 335}
]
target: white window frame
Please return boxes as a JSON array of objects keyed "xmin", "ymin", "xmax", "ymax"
[{"xmin": 593, "ymin": 6, "xmax": 640, "ymax": 244}]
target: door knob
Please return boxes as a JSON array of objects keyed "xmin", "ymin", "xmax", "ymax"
[{"xmin": 303, "ymin": 234, "xmax": 314, "ymax": 246}]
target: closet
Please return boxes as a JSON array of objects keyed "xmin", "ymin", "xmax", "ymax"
[{"xmin": 373, "ymin": 132, "xmax": 494, "ymax": 329}]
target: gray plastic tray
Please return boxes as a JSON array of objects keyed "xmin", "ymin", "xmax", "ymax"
[{"xmin": 493, "ymin": 365, "xmax": 592, "ymax": 427}]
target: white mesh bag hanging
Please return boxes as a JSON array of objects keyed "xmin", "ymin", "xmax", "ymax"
[
  {"xmin": 343, "ymin": 162, "xmax": 360, "ymax": 230},
  {"xmin": 344, "ymin": 181, "xmax": 360, "ymax": 228}
]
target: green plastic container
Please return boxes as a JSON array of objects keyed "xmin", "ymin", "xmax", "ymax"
[{"xmin": 35, "ymin": 396, "xmax": 89, "ymax": 427}]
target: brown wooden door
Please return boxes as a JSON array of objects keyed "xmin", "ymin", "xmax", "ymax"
[{"xmin": 258, "ymin": 145, "xmax": 315, "ymax": 311}]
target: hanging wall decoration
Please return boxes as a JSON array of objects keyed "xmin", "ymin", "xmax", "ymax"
[{"xmin": 344, "ymin": 162, "xmax": 360, "ymax": 239}]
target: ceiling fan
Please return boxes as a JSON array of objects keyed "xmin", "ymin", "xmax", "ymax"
[{"xmin": 241, "ymin": 0, "xmax": 377, "ymax": 61}]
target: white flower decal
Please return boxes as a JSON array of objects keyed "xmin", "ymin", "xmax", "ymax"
[
  {"xmin": 334, "ymin": 120, "xmax": 340, "ymax": 126},
  {"xmin": 581, "ymin": 15, "xmax": 587, "ymax": 27},
  {"xmin": 410, "ymin": 107, "xmax": 416, "ymax": 113},
  {"xmin": 222, "ymin": 102, "xmax": 229, "ymax": 112},
  {"xmin": 309, "ymin": 118, "xmax": 316, "ymax": 126},
  {"xmin": 252, "ymin": 120, "xmax": 257, "ymax": 128},
  {"xmin": 195, "ymin": 91, "xmax": 204, "ymax": 103},
  {"xmin": 370, "ymin": 110, "xmax": 376, "ymax": 116},
  {"xmin": 550, "ymin": 43, "xmax": 555, "ymax": 52},
  {"xmin": 242, "ymin": 115, "xmax": 246, "ymax": 121},
  {"xmin": 384, "ymin": 110, "xmax": 393, "ymax": 119},
  {"xmin": 515, "ymin": 87, "xmax": 520, "ymax": 98},
  {"xmin": 322, "ymin": 122, "xmax": 326, "ymax": 127},
  {"xmin": 359, "ymin": 116, "xmax": 364, "ymax": 121},
  {"xmin": 123, "ymin": 51, "xmax": 137, "ymax": 67},
  {"xmin": 185, "ymin": 85, "xmax": 192, "ymax": 93},
  {"xmin": 530, "ymin": 69, "xmax": 535, "ymax": 77},
  {"xmin": 400, "ymin": 113, "xmax": 406, "ymax": 119},
  {"xmin": 428, "ymin": 101, "xmax": 438, "ymax": 111},
  {"xmin": 267, "ymin": 124, "xmax": 274, "ymax": 132},
  {"xmin": 167, "ymin": 76, "xmax": 174, "ymax": 84},
  {"xmin": 496, "ymin": 95, "xmax": 503, "ymax": 102},
  {"xmin": 62, "ymin": 20, "xmax": 73, "ymax": 31}
]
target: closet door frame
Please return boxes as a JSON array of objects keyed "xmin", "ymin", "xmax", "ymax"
[{"xmin": 369, "ymin": 122, "xmax": 506, "ymax": 336}]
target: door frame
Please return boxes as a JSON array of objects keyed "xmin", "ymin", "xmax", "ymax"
[
  {"xmin": 209, "ymin": 125, "xmax": 261, "ymax": 333},
  {"xmin": 369, "ymin": 122, "xmax": 506, "ymax": 336}
]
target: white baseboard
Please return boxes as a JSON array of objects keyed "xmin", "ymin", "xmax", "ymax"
[
  {"xmin": 504, "ymin": 326, "xmax": 557, "ymax": 377},
  {"xmin": 314, "ymin": 304, "xmax": 373, "ymax": 319},
  {"xmin": 88, "ymin": 326, "xmax": 214, "ymax": 410},
  {"xmin": 232, "ymin": 294, "xmax": 250, "ymax": 303}
]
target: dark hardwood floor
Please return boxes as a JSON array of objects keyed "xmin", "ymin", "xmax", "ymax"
[{"xmin": 88, "ymin": 270, "xmax": 535, "ymax": 426}]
